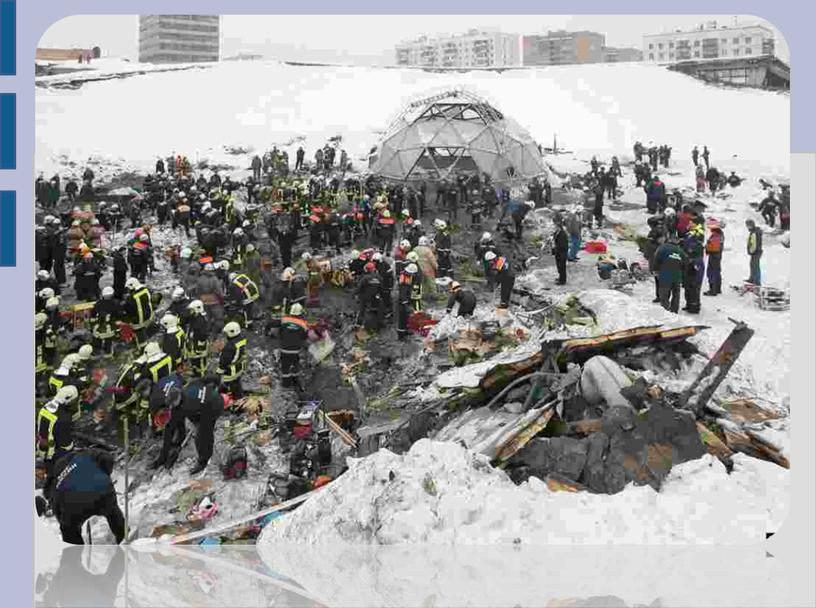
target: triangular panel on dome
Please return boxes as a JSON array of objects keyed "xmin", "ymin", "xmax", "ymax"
[{"xmin": 427, "ymin": 120, "xmax": 467, "ymax": 148}]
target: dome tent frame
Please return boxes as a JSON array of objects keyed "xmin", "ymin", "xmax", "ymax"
[{"xmin": 369, "ymin": 89, "xmax": 548, "ymax": 186}]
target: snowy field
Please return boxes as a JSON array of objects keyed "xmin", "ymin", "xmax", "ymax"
[
  {"xmin": 35, "ymin": 59, "xmax": 789, "ymax": 181},
  {"xmin": 35, "ymin": 60, "xmax": 791, "ymax": 547}
]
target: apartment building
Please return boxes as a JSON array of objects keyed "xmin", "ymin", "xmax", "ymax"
[
  {"xmin": 522, "ymin": 30, "xmax": 606, "ymax": 66},
  {"xmin": 395, "ymin": 30, "xmax": 521, "ymax": 68},
  {"xmin": 643, "ymin": 21, "xmax": 775, "ymax": 64},
  {"xmin": 138, "ymin": 15, "xmax": 220, "ymax": 64}
]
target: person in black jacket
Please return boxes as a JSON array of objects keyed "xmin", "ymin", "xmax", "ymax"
[
  {"xmin": 65, "ymin": 178, "xmax": 79, "ymax": 203},
  {"xmin": 356, "ymin": 263, "xmax": 384, "ymax": 330},
  {"xmin": 653, "ymin": 235, "xmax": 688, "ymax": 313},
  {"xmin": 446, "ymin": 282, "xmax": 476, "ymax": 317},
  {"xmin": 277, "ymin": 304, "xmax": 308, "ymax": 390},
  {"xmin": 91, "ymin": 286, "xmax": 120, "ymax": 356},
  {"xmin": 112, "ymin": 247, "xmax": 128, "ymax": 301},
  {"xmin": 48, "ymin": 448, "xmax": 125, "ymax": 545},
  {"xmin": 434, "ymin": 220, "xmax": 453, "ymax": 278},
  {"xmin": 149, "ymin": 375, "xmax": 223, "ymax": 475},
  {"xmin": 551, "ymin": 217, "xmax": 569, "ymax": 285}
]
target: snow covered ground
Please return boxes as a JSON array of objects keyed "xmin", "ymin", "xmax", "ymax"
[
  {"xmin": 259, "ymin": 439, "xmax": 787, "ymax": 546},
  {"xmin": 36, "ymin": 60, "xmax": 788, "ymax": 182}
]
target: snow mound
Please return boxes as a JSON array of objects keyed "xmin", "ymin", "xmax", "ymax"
[{"xmin": 259, "ymin": 439, "xmax": 788, "ymax": 546}]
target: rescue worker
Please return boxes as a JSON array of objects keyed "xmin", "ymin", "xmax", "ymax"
[
  {"xmin": 644, "ymin": 174, "xmax": 666, "ymax": 215},
  {"xmin": 704, "ymin": 219, "xmax": 724, "ymax": 296},
  {"xmin": 393, "ymin": 239, "xmax": 412, "ymax": 278},
  {"xmin": 73, "ymin": 252, "xmax": 102, "ymax": 302},
  {"xmin": 91, "ymin": 286, "xmax": 120, "ymax": 357},
  {"xmin": 134, "ymin": 341, "xmax": 173, "ymax": 409},
  {"xmin": 112, "ymin": 247, "xmax": 128, "ymax": 301},
  {"xmin": 277, "ymin": 267, "xmax": 307, "ymax": 315},
  {"xmin": 376, "ymin": 209, "xmax": 396, "ymax": 253},
  {"xmin": 278, "ymin": 303, "xmax": 308, "ymax": 390},
  {"xmin": 474, "ymin": 232, "xmax": 499, "ymax": 285},
  {"xmin": 355, "ymin": 262, "xmax": 384, "ymax": 330},
  {"xmin": 218, "ymin": 321, "xmax": 247, "ymax": 398},
  {"xmin": 36, "ymin": 385, "xmax": 77, "ymax": 508},
  {"xmin": 48, "ymin": 448, "xmax": 125, "ymax": 545},
  {"xmin": 484, "ymin": 251, "xmax": 516, "ymax": 309},
  {"xmin": 373, "ymin": 252, "xmax": 394, "ymax": 317},
  {"xmin": 228, "ymin": 271, "xmax": 260, "ymax": 327},
  {"xmin": 396, "ymin": 264, "xmax": 416, "ymax": 340},
  {"xmin": 653, "ymin": 235, "xmax": 687, "ymax": 313},
  {"xmin": 168, "ymin": 286, "xmax": 191, "ymax": 323},
  {"xmin": 149, "ymin": 375, "xmax": 223, "ymax": 475},
  {"xmin": 434, "ymin": 219, "xmax": 453, "ymax": 278},
  {"xmin": 682, "ymin": 223, "xmax": 705, "ymax": 314},
  {"xmin": 184, "ymin": 300, "xmax": 210, "ymax": 377},
  {"xmin": 446, "ymin": 282, "xmax": 476, "ymax": 317},
  {"xmin": 122, "ymin": 278, "xmax": 154, "ymax": 348},
  {"xmin": 36, "ymin": 313, "xmax": 51, "ymax": 394},
  {"xmin": 160, "ymin": 313, "xmax": 186, "ymax": 370},
  {"xmin": 408, "ymin": 259, "xmax": 423, "ymax": 313}
]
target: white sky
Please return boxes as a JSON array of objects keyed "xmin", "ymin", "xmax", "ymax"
[{"xmin": 39, "ymin": 14, "xmax": 790, "ymax": 64}]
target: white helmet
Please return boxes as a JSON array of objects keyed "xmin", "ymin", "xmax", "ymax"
[
  {"xmin": 160, "ymin": 313, "xmax": 179, "ymax": 331},
  {"xmin": 246, "ymin": 244, "xmax": 255, "ymax": 253},
  {"xmin": 418, "ymin": 236, "xmax": 429, "ymax": 247},
  {"xmin": 664, "ymin": 207, "xmax": 676, "ymax": 217},
  {"xmin": 102, "ymin": 286, "xmax": 114, "ymax": 298},
  {"xmin": 180, "ymin": 247, "xmax": 193, "ymax": 259},
  {"xmin": 172, "ymin": 286, "xmax": 186, "ymax": 301},
  {"xmin": 46, "ymin": 296, "xmax": 60, "ymax": 311},
  {"xmin": 223, "ymin": 321, "xmax": 242, "ymax": 338},
  {"xmin": 37, "ymin": 270, "xmax": 50, "ymax": 281},
  {"xmin": 233, "ymin": 228, "xmax": 244, "ymax": 236},
  {"xmin": 55, "ymin": 385, "xmax": 79, "ymax": 405},
  {"xmin": 414, "ymin": 220, "xmax": 422, "ymax": 227},
  {"xmin": 204, "ymin": 263, "xmax": 215, "ymax": 272},
  {"xmin": 139, "ymin": 233, "xmax": 150, "ymax": 243},
  {"xmin": 484, "ymin": 251, "xmax": 497, "ymax": 262},
  {"xmin": 77, "ymin": 344, "xmax": 93, "ymax": 361},
  {"xmin": 481, "ymin": 232, "xmax": 492, "ymax": 242},
  {"xmin": 434, "ymin": 219, "xmax": 447, "ymax": 230},
  {"xmin": 38, "ymin": 287, "xmax": 55, "ymax": 301},
  {"xmin": 187, "ymin": 299, "xmax": 205, "ymax": 315},
  {"xmin": 405, "ymin": 263, "xmax": 418, "ymax": 274},
  {"xmin": 281, "ymin": 267, "xmax": 295, "ymax": 281},
  {"xmin": 143, "ymin": 342, "xmax": 164, "ymax": 363},
  {"xmin": 301, "ymin": 252, "xmax": 312, "ymax": 261},
  {"xmin": 125, "ymin": 277, "xmax": 142, "ymax": 291},
  {"xmin": 35, "ymin": 313, "xmax": 48, "ymax": 330},
  {"xmin": 372, "ymin": 252, "xmax": 383, "ymax": 262},
  {"xmin": 242, "ymin": 220, "xmax": 251, "ymax": 228},
  {"xmin": 63, "ymin": 353, "xmax": 81, "ymax": 369},
  {"xmin": 525, "ymin": 201, "xmax": 536, "ymax": 209},
  {"xmin": 406, "ymin": 251, "xmax": 419, "ymax": 263},
  {"xmin": 219, "ymin": 260, "xmax": 230, "ymax": 271},
  {"xmin": 350, "ymin": 249, "xmax": 360, "ymax": 259},
  {"xmin": 289, "ymin": 303, "xmax": 304, "ymax": 316},
  {"xmin": 399, "ymin": 239, "xmax": 411, "ymax": 250}
]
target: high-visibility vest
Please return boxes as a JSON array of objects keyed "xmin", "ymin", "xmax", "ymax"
[
  {"xmin": 132, "ymin": 288, "xmax": 153, "ymax": 329},
  {"xmin": 166, "ymin": 328, "xmax": 186, "ymax": 364},
  {"xmin": 223, "ymin": 338, "xmax": 247, "ymax": 381},
  {"xmin": 35, "ymin": 343, "xmax": 48, "ymax": 374},
  {"xmin": 282, "ymin": 316, "xmax": 309, "ymax": 331},
  {"xmin": 48, "ymin": 374, "xmax": 65, "ymax": 396},
  {"xmin": 148, "ymin": 355, "xmax": 173, "ymax": 383},
  {"xmin": 36, "ymin": 408, "xmax": 58, "ymax": 459},
  {"xmin": 36, "ymin": 407, "xmax": 73, "ymax": 459},
  {"xmin": 233, "ymin": 274, "xmax": 259, "ymax": 305},
  {"xmin": 113, "ymin": 364, "xmax": 138, "ymax": 410}
]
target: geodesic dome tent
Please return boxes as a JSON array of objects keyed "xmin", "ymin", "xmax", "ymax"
[{"xmin": 368, "ymin": 90, "xmax": 548, "ymax": 185}]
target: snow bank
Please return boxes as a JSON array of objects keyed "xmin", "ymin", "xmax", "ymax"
[
  {"xmin": 36, "ymin": 61, "xmax": 789, "ymax": 182},
  {"xmin": 259, "ymin": 439, "xmax": 787, "ymax": 546}
]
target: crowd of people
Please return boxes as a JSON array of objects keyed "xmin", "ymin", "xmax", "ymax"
[{"xmin": 34, "ymin": 144, "xmax": 565, "ymax": 543}]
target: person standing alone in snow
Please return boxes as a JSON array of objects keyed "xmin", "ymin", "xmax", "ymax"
[{"xmin": 745, "ymin": 219, "xmax": 763, "ymax": 286}]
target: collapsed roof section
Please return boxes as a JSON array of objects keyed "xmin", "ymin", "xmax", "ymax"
[{"xmin": 369, "ymin": 90, "xmax": 548, "ymax": 185}]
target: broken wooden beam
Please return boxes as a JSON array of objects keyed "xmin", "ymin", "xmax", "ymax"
[
  {"xmin": 557, "ymin": 325, "xmax": 707, "ymax": 363},
  {"xmin": 680, "ymin": 320, "xmax": 754, "ymax": 415}
]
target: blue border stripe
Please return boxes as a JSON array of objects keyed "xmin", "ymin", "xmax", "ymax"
[
  {"xmin": 0, "ymin": 93, "xmax": 13, "ymax": 169},
  {"xmin": 0, "ymin": 191, "xmax": 15, "ymax": 266},
  {"xmin": 0, "ymin": 0, "xmax": 14, "ymax": 76}
]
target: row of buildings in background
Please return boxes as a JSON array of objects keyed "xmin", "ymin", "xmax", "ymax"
[
  {"xmin": 395, "ymin": 29, "xmax": 642, "ymax": 68},
  {"xmin": 394, "ymin": 20, "xmax": 779, "ymax": 69}
]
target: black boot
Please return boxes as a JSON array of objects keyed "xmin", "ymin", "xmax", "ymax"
[{"xmin": 189, "ymin": 461, "xmax": 207, "ymax": 475}]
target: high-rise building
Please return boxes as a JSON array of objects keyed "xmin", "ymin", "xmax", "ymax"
[
  {"xmin": 395, "ymin": 30, "xmax": 520, "ymax": 68},
  {"xmin": 643, "ymin": 20, "xmax": 775, "ymax": 64},
  {"xmin": 138, "ymin": 15, "xmax": 220, "ymax": 64},
  {"xmin": 522, "ymin": 31, "xmax": 605, "ymax": 65}
]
